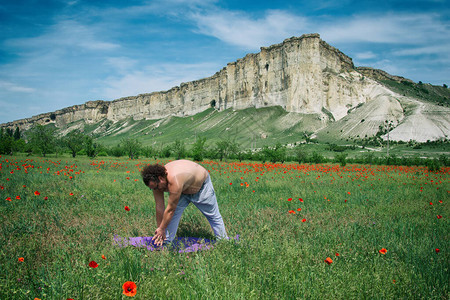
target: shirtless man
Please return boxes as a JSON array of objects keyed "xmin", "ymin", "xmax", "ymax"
[{"xmin": 141, "ymin": 159, "xmax": 228, "ymax": 246}]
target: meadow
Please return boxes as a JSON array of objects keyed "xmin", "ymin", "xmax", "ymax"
[{"xmin": 1, "ymin": 155, "xmax": 448, "ymax": 299}]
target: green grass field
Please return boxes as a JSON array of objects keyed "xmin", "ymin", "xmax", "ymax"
[{"xmin": 1, "ymin": 155, "xmax": 448, "ymax": 299}]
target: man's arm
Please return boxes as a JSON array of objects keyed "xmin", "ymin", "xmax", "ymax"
[
  {"xmin": 153, "ymin": 190, "xmax": 165, "ymax": 227},
  {"xmin": 152, "ymin": 180, "xmax": 183, "ymax": 246}
]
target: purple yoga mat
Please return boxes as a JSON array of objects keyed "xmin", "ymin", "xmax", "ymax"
[{"xmin": 114, "ymin": 235, "xmax": 239, "ymax": 253}]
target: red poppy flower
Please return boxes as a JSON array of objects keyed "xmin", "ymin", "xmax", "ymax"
[
  {"xmin": 324, "ymin": 257, "xmax": 333, "ymax": 265},
  {"xmin": 435, "ymin": 248, "xmax": 440, "ymax": 253},
  {"xmin": 287, "ymin": 198, "xmax": 292, "ymax": 201},
  {"xmin": 18, "ymin": 257, "xmax": 24, "ymax": 262},
  {"xmin": 15, "ymin": 196, "xmax": 21, "ymax": 200},
  {"xmin": 34, "ymin": 191, "xmax": 40, "ymax": 196},
  {"xmin": 44, "ymin": 196, "xmax": 48, "ymax": 200},
  {"xmin": 89, "ymin": 261, "xmax": 98, "ymax": 268},
  {"xmin": 302, "ymin": 218, "xmax": 306, "ymax": 222},
  {"xmin": 101, "ymin": 255, "xmax": 106, "ymax": 260},
  {"xmin": 335, "ymin": 253, "xmax": 340, "ymax": 256},
  {"xmin": 297, "ymin": 208, "xmax": 302, "ymax": 211},
  {"xmin": 122, "ymin": 281, "xmax": 137, "ymax": 297},
  {"xmin": 6, "ymin": 197, "xmax": 12, "ymax": 201},
  {"xmin": 299, "ymin": 198, "xmax": 303, "ymax": 202},
  {"xmin": 125, "ymin": 206, "xmax": 130, "ymax": 211},
  {"xmin": 69, "ymin": 192, "xmax": 74, "ymax": 196},
  {"xmin": 379, "ymin": 248, "xmax": 387, "ymax": 255},
  {"xmin": 437, "ymin": 215, "xmax": 442, "ymax": 219},
  {"xmin": 288, "ymin": 210, "xmax": 296, "ymax": 214},
  {"xmin": 439, "ymin": 200, "xmax": 443, "ymax": 203}
]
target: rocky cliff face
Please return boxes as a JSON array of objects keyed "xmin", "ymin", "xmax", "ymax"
[{"xmin": 1, "ymin": 33, "xmax": 447, "ymax": 142}]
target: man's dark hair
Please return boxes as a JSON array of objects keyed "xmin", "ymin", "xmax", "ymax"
[{"xmin": 141, "ymin": 164, "xmax": 167, "ymax": 186}]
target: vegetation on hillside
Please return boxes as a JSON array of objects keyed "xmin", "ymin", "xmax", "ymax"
[{"xmin": 380, "ymin": 79, "xmax": 450, "ymax": 107}]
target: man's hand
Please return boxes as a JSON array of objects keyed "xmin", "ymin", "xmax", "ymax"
[{"xmin": 152, "ymin": 227, "xmax": 166, "ymax": 246}]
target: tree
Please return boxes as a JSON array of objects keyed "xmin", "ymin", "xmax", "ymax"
[
  {"xmin": 84, "ymin": 135, "xmax": 100, "ymax": 158},
  {"xmin": 333, "ymin": 153, "xmax": 348, "ymax": 166},
  {"xmin": 27, "ymin": 124, "xmax": 56, "ymax": 157},
  {"xmin": 13, "ymin": 127, "xmax": 21, "ymax": 140},
  {"xmin": 384, "ymin": 120, "xmax": 394, "ymax": 157},
  {"xmin": 172, "ymin": 139, "xmax": 186, "ymax": 160},
  {"xmin": 261, "ymin": 143, "xmax": 286, "ymax": 163},
  {"xmin": 64, "ymin": 129, "xmax": 86, "ymax": 157},
  {"xmin": 294, "ymin": 145, "xmax": 308, "ymax": 164},
  {"xmin": 120, "ymin": 138, "xmax": 142, "ymax": 159},
  {"xmin": 192, "ymin": 137, "xmax": 207, "ymax": 161},
  {"xmin": 310, "ymin": 152, "xmax": 325, "ymax": 164},
  {"xmin": 0, "ymin": 128, "xmax": 14, "ymax": 154}
]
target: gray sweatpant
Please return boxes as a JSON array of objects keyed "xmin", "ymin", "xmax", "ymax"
[{"xmin": 165, "ymin": 175, "xmax": 228, "ymax": 242}]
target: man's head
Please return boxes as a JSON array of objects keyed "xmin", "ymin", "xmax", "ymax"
[{"xmin": 141, "ymin": 164, "xmax": 167, "ymax": 189}]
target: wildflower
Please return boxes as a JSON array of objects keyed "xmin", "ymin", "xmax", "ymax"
[
  {"xmin": 429, "ymin": 202, "xmax": 433, "ymax": 205},
  {"xmin": 288, "ymin": 210, "xmax": 296, "ymax": 214},
  {"xmin": 6, "ymin": 197, "xmax": 11, "ymax": 201},
  {"xmin": 335, "ymin": 253, "xmax": 340, "ymax": 256},
  {"xmin": 379, "ymin": 248, "xmax": 387, "ymax": 255},
  {"xmin": 18, "ymin": 257, "xmax": 24, "ymax": 262},
  {"xmin": 122, "ymin": 281, "xmax": 137, "ymax": 297},
  {"xmin": 34, "ymin": 191, "xmax": 40, "ymax": 196},
  {"xmin": 299, "ymin": 198, "xmax": 303, "ymax": 202},
  {"xmin": 324, "ymin": 257, "xmax": 333, "ymax": 265},
  {"xmin": 15, "ymin": 196, "xmax": 21, "ymax": 200},
  {"xmin": 288, "ymin": 198, "xmax": 292, "ymax": 201},
  {"xmin": 437, "ymin": 215, "xmax": 442, "ymax": 219},
  {"xmin": 302, "ymin": 218, "xmax": 306, "ymax": 222},
  {"xmin": 44, "ymin": 196, "xmax": 48, "ymax": 200},
  {"xmin": 89, "ymin": 261, "xmax": 98, "ymax": 268},
  {"xmin": 439, "ymin": 200, "xmax": 443, "ymax": 203},
  {"xmin": 125, "ymin": 206, "xmax": 130, "ymax": 211},
  {"xmin": 69, "ymin": 192, "xmax": 74, "ymax": 196},
  {"xmin": 102, "ymin": 255, "xmax": 106, "ymax": 260},
  {"xmin": 435, "ymin": 248, "xmax": 440, "ymax": 253},
  {"xmin": 297, "ymin": 208, "xmax": 302, "ymax": 211}
]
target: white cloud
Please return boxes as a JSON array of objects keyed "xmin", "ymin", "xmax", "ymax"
[
  {"xmin": 6, "ymin": 20, "xmax": 119, "ymax": 52},
  {"xmin": 320, "ymin": 13, "xmax": 448, "ymax": 45},
  {"xmin": 0, "ymin": 80, "xmax": 35, "ymax": 93},
  {"xmin": 100, "ymin": 62, "xmax": 220, "ymax": 100},
  {"xmin": 392, "ymin": 44, "xmax": 450, "ymax": 56},
  {"xmin": 190, "ymin": 9, "xmax": 307, "ymax": 49},
  {"xmin": 354, "ymin": 51, "xmax": 377, "ymax": 60}
]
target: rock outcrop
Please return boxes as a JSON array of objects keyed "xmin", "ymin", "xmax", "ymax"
[{"xmin": 1, "ymin": 33, "xmax": 448, "ymax": 142}]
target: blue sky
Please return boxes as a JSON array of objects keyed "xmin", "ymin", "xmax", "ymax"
[{"xmin": 1, "ymin": 0, "xmax": 449, "ymax": 124}]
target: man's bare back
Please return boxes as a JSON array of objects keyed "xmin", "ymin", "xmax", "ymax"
[
  {"xmin": 165, "ymin": 160, "xmax": 208, "ymax": 195},
  {"xmin": 141, "ymin": 159, "xmax": 227, "ymax": 246}
]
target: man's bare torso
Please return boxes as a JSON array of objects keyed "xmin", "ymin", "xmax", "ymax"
[{"xmin": 165, "ymin": 160, "xmax": 208, "ymax": 195}]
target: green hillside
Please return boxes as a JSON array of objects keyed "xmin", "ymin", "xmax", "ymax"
[{"xmin": 86, "ymin": 106, "xmax": 327, "ymax": 149}]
